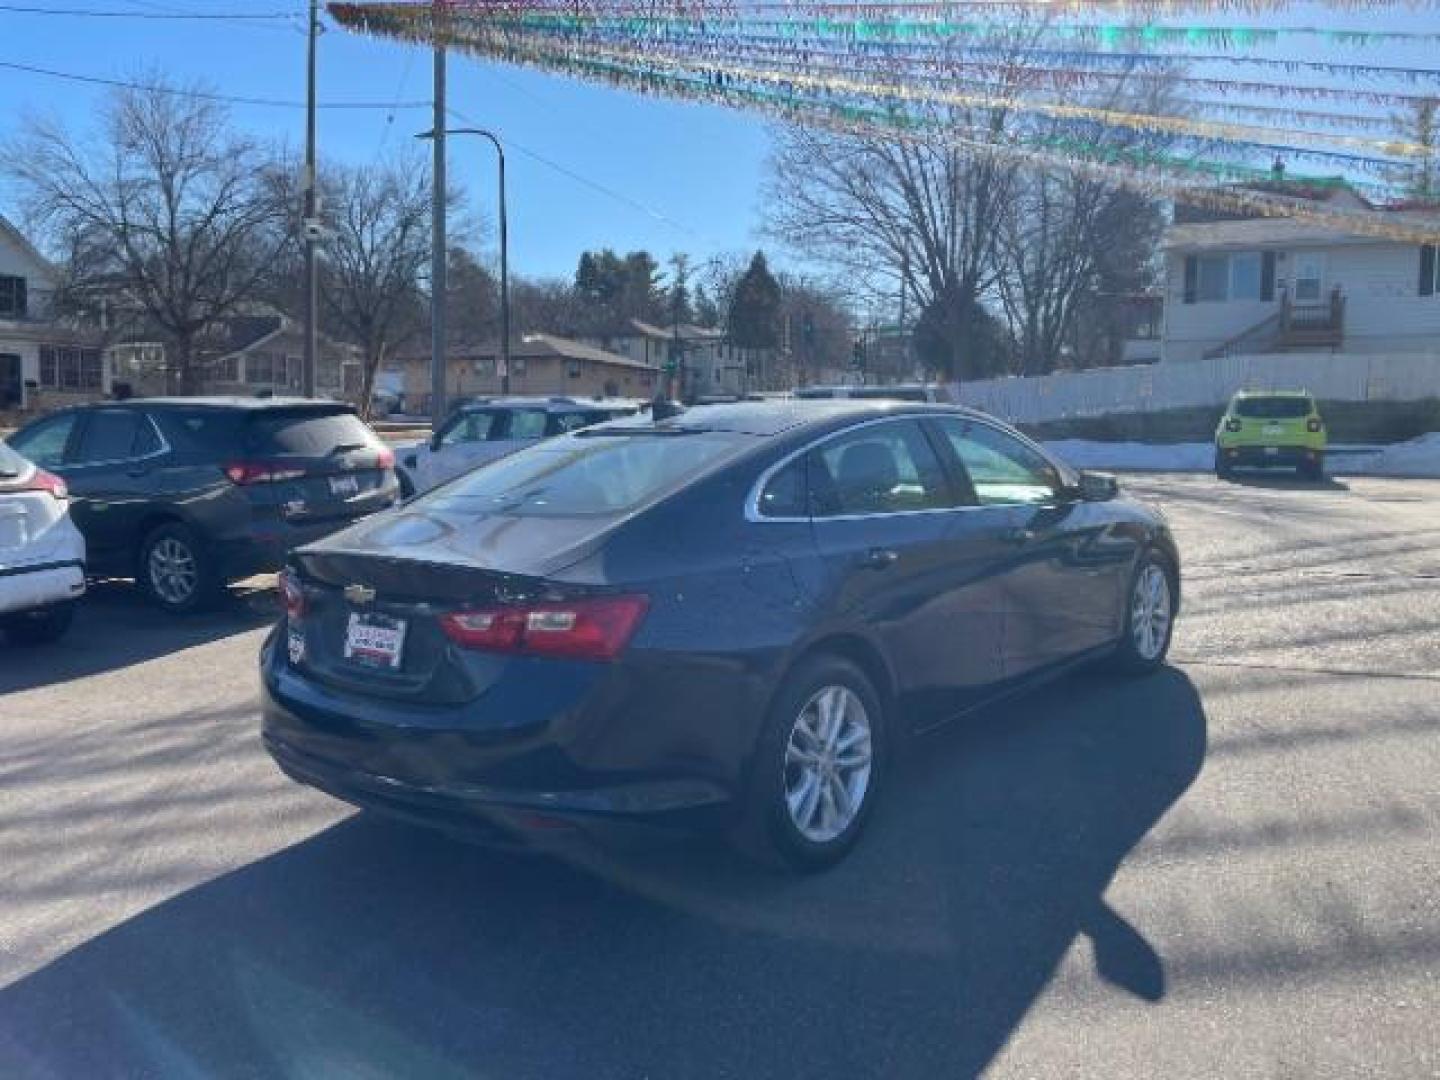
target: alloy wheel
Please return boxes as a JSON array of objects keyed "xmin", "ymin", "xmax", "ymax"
[
  {"xmin": 149, "ymin": 537, "xmax": 199, "ymax": 606},
  {"xmin": 1131, "ymin": 564, "xmax": 1172, "ymax": 661},
  {"xmin": 783, "ymin": 684, "xmax": 874, "ymax": 843}
]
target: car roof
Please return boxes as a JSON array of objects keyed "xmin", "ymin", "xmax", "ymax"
[
  {"xmin": 596, "ymin": 399, "xmax": 987, "ymax": 438},
  {"xmin": 459, "ymin": 396, "xmax": 638, "ymax": 413},
  {"xmin": 101, "ymin": 396, "xmax": 354, "ymax": 412}
]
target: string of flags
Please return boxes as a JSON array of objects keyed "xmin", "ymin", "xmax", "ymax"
[{"xmin": 327, "ymin": 1, "xmax": 1440, "ymax": 243}]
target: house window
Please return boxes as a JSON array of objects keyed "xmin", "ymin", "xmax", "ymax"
[
  {"xmin": 0, "ymin": 275, "xmax": 27, "ymax": 319},
  {"xmin": 1184, "ymin": 252, "xmax": 1276, "ymax": 304},
  {"xmin": 246, "ymin": 351, "xmax": 283, "ymax": 385},
  {"xmin": 212, "ymin": 355, "xmax": 240, "ymax": 383},
  {"xmin": 1421, "ymin": 245, "xmax": 1437, "ymax": 297},
  {"xmin": 38, "ymin": 345, "xmax": 103, "ymax": 391}
]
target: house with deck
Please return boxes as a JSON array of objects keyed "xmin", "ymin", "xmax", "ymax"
[{"xmin": 1160, "ymin": 188, "xmax": 1440, "ymax": 364}]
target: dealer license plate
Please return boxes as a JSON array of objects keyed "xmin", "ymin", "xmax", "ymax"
[{"xmin": 343, "ymin": 611, "xmax": 407, "ymax": 669}]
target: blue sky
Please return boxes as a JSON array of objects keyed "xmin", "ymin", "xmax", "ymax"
[
  {"xmin": 0, "ymin": 2, "xmax": 775, "ymax": 281},
  {"xmin": 3, "ymin": 3, "xmax": 1437, "ymax": 285}
]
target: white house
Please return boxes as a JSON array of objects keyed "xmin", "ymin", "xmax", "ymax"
[
  {"xmin": 0, "ymin": 214, "xmax": 108, "ymax": 412},
  {"xmin": 1161, "ymin": 197, "xmax": 1440, "ymax": 363},
  {"xmin": 582, "ymin": 318, "xmax": 782, "ymax": 396}
]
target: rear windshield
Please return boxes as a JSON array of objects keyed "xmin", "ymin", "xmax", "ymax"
[
  {"xmin": 0, "ymin": 440, "xmax": 31, "ymax": 478},
  {"xmin": 421, "ymin": 431, "xmax": 752, "ymax": 517},
  {"xmin": 793, "ymin": 388, "xmax": 840, "ymax": 399},
  {"xmin": 1235, "ymin": 396, "xmax": 1312, "ymax": 419},
  {"xmin": 245, "ymin": 409, "xmax": 379, "ymax": 455}
]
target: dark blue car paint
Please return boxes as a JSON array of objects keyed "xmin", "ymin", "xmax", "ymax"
[{"xmin": 261, "ymin": 402, "xmax": 1179, "ymax": 840}]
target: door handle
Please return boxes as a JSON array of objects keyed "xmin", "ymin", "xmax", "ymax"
[
  {"xmin": 859, "ymin": 547, "xmax": 899, "ymax": 570},
  {"xmin": 1004, "ymin": 526, "xmax": 1036, "ymax": 545}
]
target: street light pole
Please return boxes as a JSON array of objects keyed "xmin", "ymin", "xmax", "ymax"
[
  {"xmin": 302, "ymin": 0, "xmax": 319, "ymax": 398},
  {"xmin": 417, "ymin": 127, "xmax": 510, "ymax": 396},
  {"xmin": 429, "ymin": 39, "xmax": 447, "ymax": 423}
]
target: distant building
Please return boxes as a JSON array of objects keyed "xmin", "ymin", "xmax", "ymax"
[
  {"xmin": 581, "ymin": 318, "xmax": 781, "ymax": 397},
  {"xmin": 0, "ymin": 214, "xmax": 107, "ymax": 412},
  {"xmin": 392, "ymin": 333, "xmax": 659, "ymax": 414},
  {"xmin": 109, "ymin": 313, "xmax": 361, "ymax": 400}
]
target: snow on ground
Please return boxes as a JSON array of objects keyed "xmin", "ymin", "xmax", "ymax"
[{"xmin": 1043, "ymin": 433, "xmax": 1440, "ymax": 478}]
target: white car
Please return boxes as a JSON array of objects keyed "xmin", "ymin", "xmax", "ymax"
[
  {"xmin": 0, "ymin": 439, "xmax": 86, "ymax": 644},
  {"xmin": 396, "ymin": 397, "xmax": 642, "ymax": 497}
]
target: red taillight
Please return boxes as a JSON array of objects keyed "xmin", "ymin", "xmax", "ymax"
[
  {"xmin": 278, "ymin": 568, "xmax": 307, "ymax": 620},
  {"xmin": 1224, "ymin": 418, "xmax": 1242, "ymax": 432},
  {"xmin": 25, "ymin": 469, "xmax": 68, "ymax": 500},
  {"xmin": 1307, "ymin": 418, "xmax": 1323, "ymax": 432},
  {"xmin": 375, "ymin": 446, "xmax": 395, "ymax": 470},
  {"xmin": 440, "ymin": 595, "xmax": 649, "ymax": 662},
  {"xmin": 224, "ymin": 460, "xmax": 306, "ymax": 485}
]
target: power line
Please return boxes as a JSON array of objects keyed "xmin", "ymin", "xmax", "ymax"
[
  {"xmin": 0, "ymin": 3, "xmax": 298, "ymax": 16},
  {"xmin": 0, "ymin": 60, "xmax": 431, "ymax": 110}
]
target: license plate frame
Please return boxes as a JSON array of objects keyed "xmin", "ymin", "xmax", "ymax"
[
  {"xmin": 329, "ymin": 473, "xmax": 361, "ymax": 498},
  {"xmin": 343, "ymin": 611, "xmax": 407, "ymax": 670}
]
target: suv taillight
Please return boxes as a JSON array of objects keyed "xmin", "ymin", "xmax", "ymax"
[
  {"xmin": 25, "ymin": 469, "xmax": 68, "ymax": 500},
  {"xmin": 1307, "ymin": 418, "xmax": 1323, "ymax": 432},
  {"xmin": 376, "ymin": 446, "xmax": 395, "ymax": 470},
  {"xmin": 224, "ymin": 460, "xmax": 306, "ymax": 485},
  {"xmin": 278, "ymin": 568, "xmax": 307, "ymax": 620},
  {"xmin": 1224, "ymin": 418, "xmax": 1242, "ymax": 432},
  {"xmin": 440, "ymin": 595, "xmax": 649, "ymax": 662}
]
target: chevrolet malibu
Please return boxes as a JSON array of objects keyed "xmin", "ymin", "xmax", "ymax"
[{"xmin": 262, "ymin": 402, "xmax": 1180, "ymax": 870}]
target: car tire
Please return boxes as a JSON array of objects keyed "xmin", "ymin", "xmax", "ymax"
[
  {"xmin": 734, "ymin": 655, "xmax": 887, "ymax": 872},
  {"xmin": 2, "ymin": 601, "xmax": 76, "ymax": 645},
  {"xmin": 1300, "ymin": 456, "xmax": 1324, "ymax": 481},
  {"xmin": 1111, "ymin": 553, "xmax": 1177, "ymax": 675},
  {"xmin": 1214, "ymin": 446, "xmax": 1232, "ymax": 479},
  {"xmin": 139, "ymin": 523, "xmax": 222, "ymax": 614}
]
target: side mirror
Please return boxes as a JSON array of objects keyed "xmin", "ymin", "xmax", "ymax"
[{"xmin": 1077, "ymin": 470, "xmax": 1120, "ymax": 502}]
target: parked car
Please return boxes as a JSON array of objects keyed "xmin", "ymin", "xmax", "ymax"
[
  {"xmin": 794, "ymin": 384, "xmax": 948, "ymax": 403},
  {"xmin": 1215, "ymin": 389, "xmax": 1327, "ymax": 479},
  {"xmin": 0, "ymin": 440, "xmax": 86, "ymax": 643},
  {"xmin": 262, "ymin": 400, "xmax": 1180, "ymax": 869},
  {"xmin": 6, "ymin": 398, "xmax": 398, "ymax": 613},
  {"xmin": 395, "ymin": 396, "xmax": 642, "ymax": 497}
]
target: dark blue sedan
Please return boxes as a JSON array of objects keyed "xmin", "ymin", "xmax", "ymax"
[{"xmin": 261, "ymin": 401, "xmax": 1179, "ymax": 870}]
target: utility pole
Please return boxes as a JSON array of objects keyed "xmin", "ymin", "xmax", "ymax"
[
  {"xmin": 302, "ymin": 0, "xmax": 319, "ymax": 398},
  {"xmin": 495, "ymin": 139, "xmax": 511, "ymax": 395},
  {"xmin": 430, "ymin": 19, "xmax": 448, "ymax": 422}
]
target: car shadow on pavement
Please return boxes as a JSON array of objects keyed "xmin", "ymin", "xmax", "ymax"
[
  {"xmin": 0, "ymin": 667, "xmax": 1206, "ymax": 1079},
  {"xmin": 1220, "ymin": 473, "xmax": 1350, "ymax": 492},
  {"xmin": 0, "ymin": 579, "xmax": 276, "ymax": 694}
]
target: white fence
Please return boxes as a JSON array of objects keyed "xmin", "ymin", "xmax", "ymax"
[{"xmin": 954, "ymin": 350, "xmax": 1440, "ymax": 425}]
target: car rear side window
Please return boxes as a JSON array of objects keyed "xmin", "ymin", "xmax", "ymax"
[
  {"xmin": 810, "ymin": 419, "xmax": 951, "ymax": 516},
  {"xmin": 246, "ymin": 410, "xmax": 378, "ymax": 456},
  {"xmin": 1234, "ymin": 396, "xmax": 1312, "ymax": 419},
  {"xmin": 163, "ymin": 410, "xmax": 244, "ymax": 456},
  {"xmin": 9, "ymin": 413, "xmax": 79, "ymax": 468},
  {"xmin": 757, "ymin": 458, "xmax": 808, "ymax": 518},
  {"xmin": 935, "ymin": 418, "xmax": 1060, "ymax": 506},
  {"xmin": 439, "ymin": 410, "xmax": 499, "ymax": 447},
  {"xmin": 74, "ymin": 411, "xmax": 141, "ymax": 464},
  {"xmin": 424, "ymin": 432, "xmax": 750, "ymax": 517}
]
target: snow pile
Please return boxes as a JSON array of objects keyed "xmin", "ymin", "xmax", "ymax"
[{"xmin": 1043, "ymin": 434, "xmax": 1440, "ymax": 478}]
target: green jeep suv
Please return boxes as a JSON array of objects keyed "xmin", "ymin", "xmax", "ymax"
[{"xmin": 1215, "ymin": 390, "xmax": 1326, "ymax": 480}]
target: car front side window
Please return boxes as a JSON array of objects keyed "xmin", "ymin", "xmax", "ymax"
[
  {"xmin": 810, "ymin": 419, "xmax": 952, "ymax": 517},
  {"xmin": 935, "ymin": 419, "xmax": 1061, "ymax": 507}
]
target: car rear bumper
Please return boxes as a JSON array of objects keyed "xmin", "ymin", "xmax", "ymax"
[
  {"xmin": 216, "ymin": 512, "xmax": 390, "ymax": 580},
  {"xmin": 0, "ymin": 559, "xmax": 86, "ymax": 616},
  {"xmin": 1218, "ymin": 445, "xmax": 1323, "ymax": 468},
  {"xmin": 259, "ymin": 632, "xmax": 737, "ymax": 845}
]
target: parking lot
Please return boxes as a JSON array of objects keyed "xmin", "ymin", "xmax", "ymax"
[{"xmin": 2, "ymin": 473, "xmax": 1438, "ymax": 1078}]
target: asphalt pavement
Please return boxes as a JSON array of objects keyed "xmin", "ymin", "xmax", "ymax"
[{"xmin": 1, "ymin": 473, "xmax": 1437, "ymax": 1079}]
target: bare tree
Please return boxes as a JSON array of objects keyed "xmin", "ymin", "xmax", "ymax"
[
  {"xmin": 307, "ymin": 157, "xmax": 433, "ymax": 416},
  {"xmin": 6, "ymin": 79, "xmax": 289, "ymax": 392},
  {"xmin": 1391, "ymin": 98, "xmax": 1439, "ymax": 201}
]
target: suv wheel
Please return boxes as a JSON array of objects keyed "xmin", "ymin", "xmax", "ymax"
[
  {"xmin": 2, "ymin": 601, "xmax": 76, "ymax": 645},
  {"xmin": 735, "ymin": 655, "xmax": 886, "ymax": 872},
  {"xmin": 140, "ymin": 523, "xmax": 220, "ymax": 613}
]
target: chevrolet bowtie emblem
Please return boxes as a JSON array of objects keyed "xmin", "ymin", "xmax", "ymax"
[{"xmin": 344, "ymin": 584, "xmax": 376, "ymax": 605}]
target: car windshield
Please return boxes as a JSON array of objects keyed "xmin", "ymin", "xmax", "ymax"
[
  {"xmin": 420, "ymin": 430, "xmax": 751, "ymax": 517},
  {"xmin": 1235, "ymin": 396, "xmax": 1312, "ymax": 419}
]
